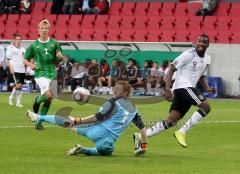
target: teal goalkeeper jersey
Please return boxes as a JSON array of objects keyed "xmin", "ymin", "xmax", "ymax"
[
  {"xmin": 24, "ymin": 38, "xmax": 62, "ymax": 80},
  {"xmin": 98, "ymin": 97, "xmax": 137, "ymax": 140}
]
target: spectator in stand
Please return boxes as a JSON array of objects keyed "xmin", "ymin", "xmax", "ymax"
[
  {"xmin": 195, "ymin": 0, "xmax": 218, "ymax": 16},
  {"xmin": 104, "ymin": 59, "xmax": 122, "ymax": 94},
  {"xmin": 62, "ymin": 0, "xmax": 79, "ymax": 14},
  {"xmin": 51, "ymin": 0, "xmax": 64, "ymax": 14},
  {"xmin": 146, "ymin": 61, "xmax": 161, "ymax": 95},
  {"xmin": 122, "ymin": 59, "xmax": 138, "ymax": 87},
  {"xmin": 70, "ymin": 62, "xmax": 86, "ymax": 92},
  {"xmin": 19, "ymin": 0, "xmax": 30, "ymax": 14},
  {"xmin": 86, "ymin": 58, "xmax": 101, "ymax": 94},
  {"xmin": 79, "ymin": 0, "xmax": 96, "ymax": 14},
  {"xmin": 5, "ymin": 0, "xmax": 21, "ymax": 14},
  {"xmin": 93, "ymin": 0, "xmax": 109, "ymax": 14},
  {"xmin": 137, "ymin": 60, "xmax": 151, "ymax": 95},
  {"xmin": 0, "ymin": 0, "xmax": 7, "ymax": 14},
  {"xmin": 98, "ymin": 59, "xmax": 110, "ymax": 94}
]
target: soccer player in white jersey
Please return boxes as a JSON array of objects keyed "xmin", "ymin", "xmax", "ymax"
[
  {"xmin": 7, "ymin": 34, "xmax": 26, "ymax": 108},
  {"xmin": 134, "ymin": 34, "xmax": 216, "ymax": 148}
]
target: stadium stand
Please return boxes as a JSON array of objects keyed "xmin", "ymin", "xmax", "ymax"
[{"xmin": 0, "ymin": 1, "xmax": 240, "ymax": 43}]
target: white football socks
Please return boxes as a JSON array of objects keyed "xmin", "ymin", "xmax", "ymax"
[
  {"xmin": 178, "ymin": 111, "xmax": 204, "ymax": 134},
  {"xmin": 147, "ymin": 121, "xmax": 166, "ymax": 137},
  {"xmin": 9, "ymin": 87, "xmax": 16, "ymax": 99}
]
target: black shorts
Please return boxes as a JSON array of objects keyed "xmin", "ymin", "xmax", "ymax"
[
  {"xmin": 170, "ymin": 87, "xmax": 206, "ymax": 117},
  {"xmin": 14, "ymin": 73, "xmax": 26, "ymax": 84}
]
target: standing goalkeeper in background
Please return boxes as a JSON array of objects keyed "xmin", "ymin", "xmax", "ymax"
[{"xmin": 24, "ymin": 19, "xmax": 66, "ymax": 130}]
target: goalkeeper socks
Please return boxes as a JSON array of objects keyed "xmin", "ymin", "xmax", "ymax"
[
  {"xmin": 38, "ymin": 115, "xmax": 67, "ymax": 127},
  {"xmin": 80, "ymin": 147, "xmax": 99, "ymax": 156},
  {"xmin": 147, "ymin": 121, "xmax": 167, "ymax": 137},
  {"xmin": 36, "ymin": 95, "xmax": 48, "ymax": 105},
  {"xmin": 178, "ymin": 111, "xmax": 204, "ymax": 133}
]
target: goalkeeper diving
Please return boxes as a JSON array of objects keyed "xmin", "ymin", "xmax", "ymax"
[{"xmin": 27, "ymin": 80, "xmax": 147, "ymax": 156}]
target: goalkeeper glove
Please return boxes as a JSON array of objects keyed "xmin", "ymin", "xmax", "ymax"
[{"xmin": 134, "ymin": 143, "xmax": 147, "ymax": 156}]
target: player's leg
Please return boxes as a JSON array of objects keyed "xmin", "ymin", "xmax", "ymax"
[
  {"xmin": 98, "ymin": 77, "xmax": 104, "ymax": 94},
  {"xmin": 146, "ymin": 89, "xmax": 185, "ymax": 137},
  {"xmin": 9, "ymin": 73, "xmax": 17, "ymax": 106},
  {"xmin": 67, "ymin": 125, "xmax": 114, "ymax": 156},
  {"xmin": 174, "ymin": 88, "xmax": 208, "ymax": 147},
  {"xmin": 15, "ymin": 73, "xmax": 25, "ymax": 107},
  {"xmin": 177, "ymin": 88, "xmax": 210, "ymax": 134}
]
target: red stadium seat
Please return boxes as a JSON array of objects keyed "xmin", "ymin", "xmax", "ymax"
[
  {"xmin": 147, "ymin": 2, "xmax": 161, "ymax": 16},
  {"xmin": 121, "ymin": 2, "xmax": 136, "ymax": 16},
  {"xmin": 174, "ymin": 30, "xmax": 189, "ymax": 42},
  {"xmin": 92, "ymin": 31, "xmax": 106, "ymax": 41},
  {"xmin": 109, "ymin": 2, "xmax": 123, "ymax": 15},
  {"xmin": 146, "ymin": 16, "xmax": 161, "ymax": 30},
  {"xmin": 31, "ymin": 2, "xmax": 46, "ymax": 15},
  {"xmin": 188, "ymin": 2, "xmax": 202, "ymax": 16},
  {"xmin": 55, "ymin": 15, "xmax": 69, "ymax": 28},
  {"xmin": 228, "ymin": 3, "xmax": 240, "ymax": 17},
  {"xmin": 160, "ymin": 30, "xmax": 175, "ymax": 42},
  {"xmin": 202, "ymin": 16, "xmax": 217, "ymax": 30},
  {"xmin": 146, "ymin": 29, "xmax": 161, "ymax": 42},
  {"xmin": 203, "ymin": 30, "xmax": 218, "ymax": 43},
  {"xmin": 68, "ymin": 15, "xmax": 83, "ymax": 28},
  {"xmin": 0, "ymin": 28, "xmax": 5, "ymax": 39},
  {"xmin": 18, "ymin": 28, "xmax": 29, "ymax": 39},
  {"xmin": 132, "ymin": 29, "xmax": 147, "ymax": 42},
  {"xmin": 107, "ymin": 15, "xmax": 122, "ymax": 29},
  {"xmin": 17, "ymin": 15, "xmax": 31, "ymax": 28},
  {"xmin": 106, "ymin": 29, "xmax": 120, "ymax": 41},
  {"xmin": 67, "ymin": 28, "xmax": 81, "ymax": 41},
  {"xmin": 231, "ymin": 32, "xmax": 240, "ymax": 44},
  {"xmin": 214, "ymin": 2, "xmax": 230, "ymax": 16},
  {"xmin": 160, "ymin": 16, "xmax": 175, "ymax": 30},
  {"xmin": 94, "ymin": 15, "xmax": 109, "ymax": 29},
  {"xmin": 174, "ymin": 16, "xmax": 189, "ymax": 30},
  {"xmin": 120, "ymin": 16, "xmax": 135, "ymax": 29},
  {"xmin": 160, "ymin": 2, "xmax": 176, "ymax": 16},
  {"xmin": 44, "ymin": 2, "xmax": 53, "ymax": 14},
  {"xmin": 119, "ymin": 29, "xmax": 134, "ymax": 42},
  {"xmin": 0, "ymin": 14, "xmax": 7, "ymax": 25},
  {"xmin": 30, "ymin": 14, "xmax": 45, "ymax": 26},
  {"xmin": 187, "ymin": 16, "xmax": 203, "ymax": 30},
  {"xmin": 188, "ymin": 30, "xmax": 203, "ymax": 42},
  {"xmin": 3, "ymin": 28, "xmax": 18, "ymax": 40},
  {"xmin": 229, "ymin": 18, "xmax": 240, "ymax": 31},
  {"xmin": 217, "ymin": 31, "xmax": 232, "ymax": 44},
  {"xmin": 133, "ymin": 16, "xmax": 148, "ymax": 29},
  {"xmin": 174, "ymin": 2, "xmax": 188, "ymax": 16},
  {"xmin": 54, "ymin": 28, "xmax": 68, "ymax": 40},
  {"xmin": 133, "ymin": 2, "xmax": 149, "ymax": 16},
  {"xmin": 81, "ymin": 15, "xmax": 96, "ymax": 29},
  {"xmin": 215, "ymin": 16, "xmax": 231, "ymax": 31},
  {"xmin": 80, "ymin": 28, "xmax": 94, "ymax": 41}
]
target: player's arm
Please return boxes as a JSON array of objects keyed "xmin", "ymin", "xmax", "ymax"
[
  {"xmin": 165, "ymin": 64, "xmax": 175, "ymax": 101},
  {"xmin": 132, "ymin": 113, "xmax": 147, "ymax": 154},
  {"xmin": 65, "ymin": 98, "xmax": 116, "ymax": 126},
  {"xmin": 55, "ymin": 41, "xmax": 68, "ymax": 62},
  {"xmin": 198, "ymin": 76, "xmax": 216, "ymax": 94},
  {"xmin": 5, "ymin": 48, "xmax": 14, "ymax": 74},
  {"xmin": 23, "ymin": 45, "xmax": 35, "ymax": 69}
]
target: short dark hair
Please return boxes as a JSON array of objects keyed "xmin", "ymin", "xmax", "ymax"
[
  {"xmin": 12, "ymin": 33, "xmax": 21, "ymax": 39},
  {"xmin": 199, "ymin": 34, "xmax": 209, "ymax": 41}
]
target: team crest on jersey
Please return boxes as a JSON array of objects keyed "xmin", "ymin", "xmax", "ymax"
[
  {"xmin": 193, "ymin": 61, "xmax": 197, "ymax": 68},
  {"xmin": 36, "ymin": 46, "xmax": 40, "ymax": 48},
  {"xmin": 50, "ymin": 44, "xmax": 55, "ymax": 48}
]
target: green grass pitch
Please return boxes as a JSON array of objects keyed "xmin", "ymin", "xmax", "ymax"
[{"xmin": 0, "ymin": 93, "xmax": 240, "ymax": 174}]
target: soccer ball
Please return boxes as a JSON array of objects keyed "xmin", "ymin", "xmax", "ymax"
[{"xmin": 73, "ymin": 87, "xmax": 90, "ymax": 104}]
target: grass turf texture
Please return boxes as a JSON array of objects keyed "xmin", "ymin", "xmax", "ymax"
[{"xmin": 0, "ymin": 93, "xmax": 240, "ymax": 174}]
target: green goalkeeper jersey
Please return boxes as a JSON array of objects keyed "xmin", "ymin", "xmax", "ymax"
[{"xmin": 24, "ymin": 38, "xmax": 62, "ymax": 80}]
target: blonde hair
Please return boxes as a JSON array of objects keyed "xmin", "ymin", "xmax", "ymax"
[
  {"xmin": 38, "ymin": 19, "xmax": 50, "ymax": 28},
  {"xmin": 115, "ymin": 80, "xmax": 131, "ymax": 96}
]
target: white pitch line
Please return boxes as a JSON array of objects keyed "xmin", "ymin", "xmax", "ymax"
[{"xmin": 0, "ymin": 121, "xmax": 240, "ymax": 129}]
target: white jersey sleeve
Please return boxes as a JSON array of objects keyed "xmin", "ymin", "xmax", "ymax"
[{"xmin": 171, "ymin": 51, "xmax": 193, "ymax": 71}]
